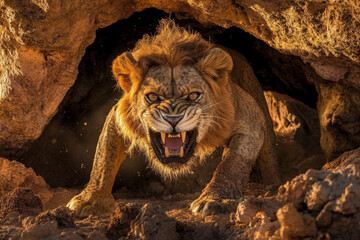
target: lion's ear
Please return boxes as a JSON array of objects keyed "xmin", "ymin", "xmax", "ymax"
[
  {"xmin": 196, "ymin": 48, "xmax": 233, "ymax": 87},
  {"xmin": 112, "ymin": 52, "xmax": 141, "ymax": 92}
]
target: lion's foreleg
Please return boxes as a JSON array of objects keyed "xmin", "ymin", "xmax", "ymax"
[
  {"xmin": 67, "ymin": 106, "xmax": 126, "ymax": 217},
  {"xmin": 191, "ymin": 132, "xmax": 264, "ymax": 216}
]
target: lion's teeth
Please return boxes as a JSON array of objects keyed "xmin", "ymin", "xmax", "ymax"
[
  {"xmin": 165, "ymin": 146, "xmax": 170, "ymax": 157},
  {"xmin": 179, "ymin": 146, "xmax": 184, "ymax": 157},
  {"xmin": 167, "ymin": 133, "xmax": 181, "ymax": 138},
  {"xmin": 181, "ymin": 132, "xmax": 186, "ymax": 142},
  {"xmin": 161, "ymin": 132, "xmax": 166, "ymax": 144}
]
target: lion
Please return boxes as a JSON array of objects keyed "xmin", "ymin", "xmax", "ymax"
[{"xmin": 67, "ymin": 20, "xmax": 280, "ymax": 217}]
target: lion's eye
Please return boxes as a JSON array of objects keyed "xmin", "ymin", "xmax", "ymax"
[
  {"xmin": 147, "ymin": 93, "xmax": 159, "ymax": 102},
  {"xmin": 188, "ymin": 92, "xmax": 200, "ymax": 101}
]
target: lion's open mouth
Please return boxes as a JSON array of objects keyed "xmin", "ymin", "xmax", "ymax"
[{"xmin": 149, "ymin": 129, "xmax": 198, "ymax": 164}]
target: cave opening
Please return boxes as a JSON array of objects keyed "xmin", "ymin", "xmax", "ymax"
[{"xmin": 19, "ymin": 8, "xmax": 320, "ymax": 192}]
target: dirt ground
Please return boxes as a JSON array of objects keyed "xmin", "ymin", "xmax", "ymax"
[{"xmin": 0, "ymin": 182, "xmax": 272, "ymax": 240}]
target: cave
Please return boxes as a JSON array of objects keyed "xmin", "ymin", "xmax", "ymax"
[
  {"xmin": 1, "ymin": 2, "xmax": 360, "ymax": 239},
  {"xmin": 18, "ymin": 8, "xmax": 320, "ymax": 189}
]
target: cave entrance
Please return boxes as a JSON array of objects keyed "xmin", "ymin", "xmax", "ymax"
[{"xmin": 19, "ymin": 8, "xmax": 321, "ymax": 191}]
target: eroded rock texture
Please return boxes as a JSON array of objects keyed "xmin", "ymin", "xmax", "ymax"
[
  {"xmin": 1, "ymin": 0, "xmax": 360, "ymax": 160},
  {"xmin": 33, "ymin": 206, "xmax": 75, "ymax": 228},
  {"xmin": 0, "ymin": 158, "xmax": 79, "ymax": 211},
  {"xmin": 129, "ymin": 204, "xmax": 180, "ymax": 240},
  {"xmin": 0, "ymin": 158, "xmax": 52, "ymax": 205},
  {"xmin": 264, "ymin": 91, "xmax": 325, "ymax": 181},
  {"xmin": 106, "ymin": 202, "xmax": 141, "ymax": 239},
  {"xmin": 315, "ymin": 79, "xmax": 360, "ymax": 160},
  {"xmin": 0, "ymin": 188, "xmax": 42, "ymax": 222},
  {"xmin": 243, "ymin": 147, "xmax": 360, "ymax": 240}
]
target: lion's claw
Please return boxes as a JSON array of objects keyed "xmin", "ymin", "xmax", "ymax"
[
  {"xmin": 190, "ymin": 191, "xmax": 240, "ymax": 217},
  {"xmin": 190, "ymin": 193, "xmax": 225, "ymax": 217},
  {"xmin": 191, "ymin": 199, "xmax": 223, "ymax": 217},
  {"xmin": 67, "ymin": 192, "xmax": 116, "ymax": 217}
]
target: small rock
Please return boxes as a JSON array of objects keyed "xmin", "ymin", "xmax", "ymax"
[
  {"xmin": 276, "ymin": 204, "xmax": 317, "ymax": 239},
  {"xmin": 243, "ymin": 217, "xmax": 280, "ymax": 240},
  {"xmin": 106, "ymin": 202, "xmax": 140, "ymax": 239},
  {"xmin": 253, "ymin": 220, "xmax": 280, "ymax": 240},
  {"xmin": 35, "ymin": 206, "xmax": 75, "ymax": 228},
  {"xmin": 129, "ymin": 203, "xmax": 179, "ymax": 240},
  {"xmin": 235, "ymin": 197, "xmax": 282, "ymax": 224}
]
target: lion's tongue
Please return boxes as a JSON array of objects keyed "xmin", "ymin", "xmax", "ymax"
[{"xmin": 165, "ymin": 135, "xmax": 183, "ymax": 152}]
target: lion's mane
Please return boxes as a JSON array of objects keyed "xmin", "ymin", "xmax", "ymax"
[{"xmin": 112, "ymin": 20, "xmax": 235, "ymax": 178}]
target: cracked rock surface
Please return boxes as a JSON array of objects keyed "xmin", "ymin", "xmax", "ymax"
[{"xmin": 243, "ymin": 147, "xmax": 360, "ymax": 240}]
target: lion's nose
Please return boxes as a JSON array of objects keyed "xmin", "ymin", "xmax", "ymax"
[{"xmin": 163, "ymin": 115, "xmax": 184, "ymax": 127}]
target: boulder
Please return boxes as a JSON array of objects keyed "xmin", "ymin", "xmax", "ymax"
[
  {"xmin": 243, "ymin": 147, "xmax": 360, "ymax": 240},
  {"xmin": 315, "ymin": 79, "xmax": 360, "ymax": 160},
  {"xmin": 0, "ymin": 158, "xmax": 52, "ymax": 206},
  {"xmin": 264, "ymin": 91, "xmax": 325, "ymax": 180}
]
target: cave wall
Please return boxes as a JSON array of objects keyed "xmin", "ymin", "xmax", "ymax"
[{"xmin": 1, "ymin": 0, "xmax": 360, "ymax": 172}]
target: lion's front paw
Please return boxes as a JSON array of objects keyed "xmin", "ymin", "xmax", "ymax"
[
  {"xmin": 190, "ymin": 195, "xmax": 223, "ymax": 217},
  {"xmin": 66, "ymin": 191, "xmax": 116, "ymax": 217},
  {"xmin": 190, "ymin": 192, "xmax": 239, "ymax": 217}
]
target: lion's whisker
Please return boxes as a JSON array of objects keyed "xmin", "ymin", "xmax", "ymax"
[
  {"xmin": 201, "ymin": 115, "xmax": 229, "ymax": 121},
  {"xmin": 200, "ymin": 101, "xmax": 224, "ymax": 111},
  {"xmin": 202, "ymin": 119, "xmax": 221, "ymax": 127},
  {"xmin": 200, "ymin": 121, "xmax": 217, "ymax": 129}
]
